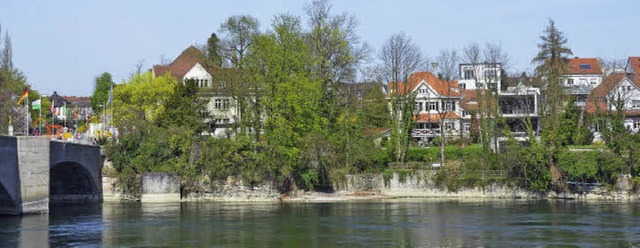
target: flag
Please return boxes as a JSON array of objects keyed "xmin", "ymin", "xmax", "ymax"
[
  {"xmin": 31, "ymin": 99, "xmax": 41, "ymax": 110},
  {"xmin": 74, "ymin": 107, "xmax": 78, "ymax": 120},
  {"xmin": 50, "ymin": 100, "xmax": 55, "ymax": 115},
  {"xmin": 17, "ymin": 87, "xmax": 28, "ymax": 104}
]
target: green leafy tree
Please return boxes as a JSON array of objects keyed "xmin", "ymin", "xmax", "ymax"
[
  {"xmin": 90, "ymin": 72, "xmax": 115, "ymax": 115},
  {"xmin": 112, "ymin": 72, "xmax": 175, "ymax": 131},
  {"xmin": 245, "ymin": 13, "xmax": 325, "ymax": 189}
]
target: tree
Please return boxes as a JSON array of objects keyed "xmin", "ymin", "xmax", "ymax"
[
  {"xmin": 112, "ymin": 72, "xmax": 175, "ymax": 131},
  {"xmin": 531, "ymin": 19, "xmax": 573, "ymax": 185},
  {"xmin": 206, "ymin": 32, "xmax": 223, "ymax": 67},
  {"xmin": 2, "ymin": 29, "xmax": 13, "ymax": 71},
  {"xmin": 462, "ymin": 42, "xmax": 481, "ymax": 65},
  {"xmin": 304, "ymin": 0, "xmax": 370, "ymax": 131},
  {"xmin": 435, "ymin": 48, "xmax": 459, "ymax": 81},
  {"xmin": 90, "ymin": 72, "xmax": 115, "ymax": 115},
  {"xmin": 219, "ymin": 15, "xmax": 260, "ymax": 68},
  {"xmin": 245, "ymin": 13, "xmax": 326, "ymax": 189},
  {"xmin": 379, "ymin": 32, "xmax": 425, "ymax": 162}
]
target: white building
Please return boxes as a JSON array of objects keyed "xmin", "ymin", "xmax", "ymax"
[
  {"xmin": 560, "ymin": 57, "xmax": 603, "ymax": 106},
  {"xmin": 386, "ymin": 72, "xmax": 463, "ymax": 143},
  {"xmin": 588, "ymin": 73, "xmax": 640, "ymax": 135},
  {"xmin": 152, "ymin": 46, "xmax": 237, "ymax": 136},
  {"xmin": 458, "ymin": 63, "xmax": 501, "ymax": 93}
]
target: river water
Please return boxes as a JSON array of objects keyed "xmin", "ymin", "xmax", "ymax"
[{"xmin": 1, "ymin": 199, "xmax": 640, "ymax": 247}]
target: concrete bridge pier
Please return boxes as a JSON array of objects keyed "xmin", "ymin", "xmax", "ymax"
[{"xmin": 0, "ymin": 136, "xmax": 102, "ymax": 215}]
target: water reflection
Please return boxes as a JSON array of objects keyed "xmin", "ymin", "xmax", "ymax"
[{"xmin": 2, "ymin": 199, "xmax": 640, "ymax": 247}]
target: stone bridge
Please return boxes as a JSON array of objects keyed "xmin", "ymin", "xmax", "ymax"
[{"xmin": 0, "ymin": 135, "xmax": 102, "ymax": 215}]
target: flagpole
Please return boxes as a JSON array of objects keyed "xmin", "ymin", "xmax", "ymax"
[
  {"xmin": 25, "ymin": 88, "xmax": 29, "ymax": 136},
  {"xmin": 63, "ymin": 102, "xmax": 67, "ymax": 130},
  {"xmin": 51, "ymin": 99, "xmax": 55, "ymax": 137},
  {"xmin": 39, "ymin": 97, "xmax": 42, "ymax": 136}
]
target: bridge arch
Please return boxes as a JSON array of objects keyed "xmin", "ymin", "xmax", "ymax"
[{"xmin": 50, "ymin": 161, "xmax": 100, "ymax": 202}]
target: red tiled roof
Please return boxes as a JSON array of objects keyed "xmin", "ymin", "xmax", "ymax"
[
  {"xmin": 587, "ymin": 73, "xmax": 639, "ymax": 114},
  {"xmin": 388, "ymin": 72, "xmax": 460, "ymax": 97},
  {"xmin": 566, "ymin": 58, "xmax": 602, "ymax": 75},
  {"xmin": 459, "ymin": 89, "xmax": 495, "ymax": 111},
  {"xmin": 415, "ymin": 112, "xmax": 461, "ymax": 122},
  {"xmin": 590, "ymin": 73, "xmax": 627, "ymax": 98},
  {"xmin": 152, "ymin": 46, "xmax": 209, "ymax": 79}
]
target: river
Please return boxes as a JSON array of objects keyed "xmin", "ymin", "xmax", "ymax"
[{"xmin": 1, "ymin": 199, "xmax": 639, "ymax": 247}]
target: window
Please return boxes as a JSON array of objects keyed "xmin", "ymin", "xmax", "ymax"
[
  {"xmin": 198, "ymin": 79, "xmax": 210, "ymax": 88},
  {"xmin": 428, "ymin": 102, "xmax": 438, "ymax": 111},
  {"xmin": 199, "ymin": 109, "xmax": 208, "ymax": 118},
  {"xmin": 462, "ymin": 111, "xmax": 471, "ymax": 116},
  {"xmin": 634, "ymin": 119, "xmax": 640, "ymax": 130},
  {"xmin": 463, "ymin": 123, "xmax": 471, "ymax": 132},
  {"xmin": 214, "ymin": 99, "xmax": 222, "ymax": 109},
  {"xmin": 459, "ymin": 83, "xmax": 466, "ymax": 90},
  {"xmin": 463, "ymin": 68, "xmax": 475, "ymax": 79},
  {"xmin": 444, "ymin": 101, "xmax": 456, "ymax": 111},
  {"xmin": 566, "ymin": 78, "xmax": 574, "ymax": 85},
  {"xmin": 632, "ymin": 100, "xmax": 640, "ymax": 109},
  {"xmin": 222, "ymin": 99, "xmax": 230, "ymax": 110},
  {"xmin": 590, "ymin": 79, "xmax": 597, "ymax": 85},
  {"xmin": 484, "ymin": 69, "xmax": 497, "ymax": 79},
  {"xmin": 416, "ymin": 102, "xmax": 423, "ymax": 112},
  {"xmin": 445, "ymin": 122, "xmax": 454, "ymax": 130},
  {"xmin": 218, "ymin": 81, "xmax": 227, "ymax": 90}
]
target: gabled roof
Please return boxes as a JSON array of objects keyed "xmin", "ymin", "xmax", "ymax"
[
  {"xmin": 587, "ymin": 73, "xmax": 640, "ymax": 114},
  {"xmin": 387, "ymin": 72, "xmax": 460, "ymax": 97},
  {"xmin": 565, "ymin": 58, "xmax": 602, "ymax": 75},
  {"xmin": 590, "ymin": 73, "xmax": 628, "ymax": 98},
  {"xmin": 152, "ymin": 46, "xmax": 209, "ymax": 79}
]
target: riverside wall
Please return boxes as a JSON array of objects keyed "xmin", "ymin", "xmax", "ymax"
[{"xmin": 102, "ymin": 169, "xmax": 639, "ymax": 202}]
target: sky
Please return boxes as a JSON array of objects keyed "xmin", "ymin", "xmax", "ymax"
[{"xmin": 0, "ymin": 0, "xmax": 638, "ymax": 96}]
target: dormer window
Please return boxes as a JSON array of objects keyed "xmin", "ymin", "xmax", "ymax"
[{"xmin": 218, "ymin": 81, "xmax": 227, "ymax": 90}]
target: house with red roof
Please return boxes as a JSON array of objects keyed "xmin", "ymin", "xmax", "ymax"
[
  {"xmin": 386, "ymin": 72, "xmax": 463, "ymax": 143},
  {"xmin": 560, "ymin": 57, "xmax": 603, "ymax": 106},
  {"xmin": 587, "ymin": 72, "xmax": 640, "ymax": 135},
  {"xmin": 151, "ymin": 46, "xmax": 237, "ymax": 136}
]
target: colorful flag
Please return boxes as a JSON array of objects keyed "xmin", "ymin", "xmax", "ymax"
[
  {"xmin": 17, "ymin": 87, "xmax": 29, "ymax": 104},
  {"xmin": 50, "ymin": 100, "xmax": 55, "ymax": 114},
  {"xmin": 31, "ymin": 99, "xmax": 41, "ymax": 110}
]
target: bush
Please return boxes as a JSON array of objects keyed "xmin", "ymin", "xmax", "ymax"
[{"xmin": 557, "ymin": 150, "xmax": 598, "ymax": 183}]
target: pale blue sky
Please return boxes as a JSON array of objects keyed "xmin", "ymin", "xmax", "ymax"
[{"xmin": 0, "ymin": 0, "xmax": 638, "ymax": 96}]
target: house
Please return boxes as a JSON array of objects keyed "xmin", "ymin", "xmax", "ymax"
[
  {"xmin": 561, "ymin": 57, "xmax": 603, "ymax": 106},
  {"xmin": 61, "ymin": 96, "xmax": 92, "ymax": 122},
  {"xmin": 151, "ymin": 46, "xmax": 237, "ymax": 136},
  {"xmin": 386, "ymin": 72, "xmax": 463, "ymax": 143},
  {"xmin": 458, "ymin": 63, "xmax": 502, "ymax": 93},
  {"xmin": 587, "ymin": 73, "xmax": 640, "ymax": 136}
]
